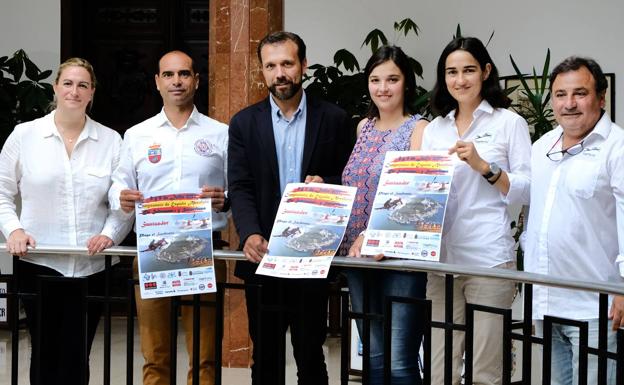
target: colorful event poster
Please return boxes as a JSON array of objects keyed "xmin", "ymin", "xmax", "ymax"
[
  {"xmin": 361, "ymin": 151, "xmax": 454, "ymax": 261},
  {"xmin": 257, "ymin": 183, "xmax": 357, "ymax": 278},
  {"xmin": 136, "ymin": 191, "xmax": 217, "ymax": 299}
]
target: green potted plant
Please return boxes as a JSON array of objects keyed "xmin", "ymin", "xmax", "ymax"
[
  {"xmin": 508, "ymin": 49, "xmax": 556, "ymax": 141},
  {"xmin": 303, "ymin": 18, "xmax": 430, "ymax": 134},
  {"xmin": 0, "ymin": 49, "xmax": 54, "ymax": 146}
]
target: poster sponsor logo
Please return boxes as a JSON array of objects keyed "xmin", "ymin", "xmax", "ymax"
[{"xmin": 144, "ymin": 282, "xmax": 157, "ymax": 290}]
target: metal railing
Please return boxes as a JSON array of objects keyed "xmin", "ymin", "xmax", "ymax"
[
  {"xmin": 1, "ymin": 244, "xmax": 623, "ymax": 385},
  {"xmin": 4, "ymin": 244, "xmax": 623, "ymax": 294}
]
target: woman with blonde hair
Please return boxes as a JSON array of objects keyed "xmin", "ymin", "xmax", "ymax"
[{"xmin": 0, "ymin": 57, "xmax": 131, "ymax": 385}]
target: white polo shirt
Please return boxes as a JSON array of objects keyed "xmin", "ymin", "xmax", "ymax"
[
  {"xmin": 525, "ymin": 112, "xmax": 624, "ymax": 320},
  {"xmin": 421, "ymin": 100, "xmax": 531, "ymax": 267},
  {"xmin": 110, "ymin": 107, "xmax": 229, "ymax": 230}
]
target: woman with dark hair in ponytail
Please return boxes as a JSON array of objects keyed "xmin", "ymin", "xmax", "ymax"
[{"xmin": 422, "ymin": 37, "xmax": 531, "ymax": 385}]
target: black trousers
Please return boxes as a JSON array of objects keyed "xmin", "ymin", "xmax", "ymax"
[
  {"xmin": 243, "ymin": 275, "xmax": 330, "ymax": 385},
  {"xmin": 17, "ymin": 260, "xmax": 105, "ymax": 385}
]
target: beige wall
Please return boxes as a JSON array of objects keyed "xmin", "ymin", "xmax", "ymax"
[
  {"xmin": 1, "ymin": 0, "xmax": 622, "ymax": 121},
  {"xmin": 1, "ymin": 0, "xmax": 622, "ymax": 119},
  {"xmin": 0, "ymin": 0, "xmax": 60, "ymax": 82},
  {"xmin": 286, "ymin": 0, "xmax": 624, "ymax": 125},
  {"xmin": 0, "ymin": 1, "xmax": 59, "ymax": 273}
]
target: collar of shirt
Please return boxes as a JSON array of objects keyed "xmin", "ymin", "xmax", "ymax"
[
  {"xmin": 155, "ymin": 106, "xmax": 201, "ymax": 131},
  {"xmin": 546, "ymin": 110, "xmax": 610, "ymax": 153},
  {"xmin": 269, "ymin": 91, "xmax": 307, "ymax": 123},
  {"xmin": 42, "ymin": 111, "xmax": 99, "ymax": 142},
  {"xmin": 444, "ymin": 99, "xmax": 494, "ymax": 122},
  {"xmin": 575, "ymin": 110, "xmax": 610, "ymax": 145}
]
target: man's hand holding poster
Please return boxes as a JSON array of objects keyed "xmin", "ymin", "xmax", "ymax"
[
  {"xmin": 257, "ymin": 183, "xmax": 357, "ymax": 278},
  {"xmin": 136, "ymin": 191, "xmax": 217, "ymax": 299}
]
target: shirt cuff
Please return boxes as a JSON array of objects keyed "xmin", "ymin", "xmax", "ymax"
[
  {"xmin": 502, "ymin": 172, "xmax": 530, "ymax": 206},
  {"xmin": 1, "ymin": 219, "xmax": 23, "ymax": 240},
  {"xmin": 99, "ymin": 227, "xmax": 117, "ymax": 244},
  {"xmin": 108, "ymin": 184, "xmax": 123, "ymax": 211},
  {"xmin": 101, "ymin": 212, "xmax": 134, "ymax": 244}
]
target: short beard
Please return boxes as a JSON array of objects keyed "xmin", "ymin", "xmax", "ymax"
[{"xmin": 268, "ymin": 79, "xmax": 303, "ymax": 101}]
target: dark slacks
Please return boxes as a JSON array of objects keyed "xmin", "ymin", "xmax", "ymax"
[
  {"xmin": 17, "ymin": 260, "xmax": 105, "ymax": 385},
  {"xmin": 243, "ymin": 275, "xmax": 330, "ymax": 385}
]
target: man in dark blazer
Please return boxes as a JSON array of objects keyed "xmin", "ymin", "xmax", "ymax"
[{"xmin": 228, "ymin": 31, "xmax": 351, "ymax": 385}]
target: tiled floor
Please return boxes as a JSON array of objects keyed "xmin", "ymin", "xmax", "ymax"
[{"xmin": 0, "ymin": 318, "xmax": 360, "ymax": 385}]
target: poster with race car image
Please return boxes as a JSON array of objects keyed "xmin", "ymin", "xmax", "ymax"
[
  {"xmin": 136, "ymin": 191, "xmax": 217, "ymax": 299},
  {"xmin": 257, "ymin": 183, "xmax": 357, "ymax": 278},
  {"xmin": 361, "ymin": 151, "xmax": 454, "ymax": 261}
]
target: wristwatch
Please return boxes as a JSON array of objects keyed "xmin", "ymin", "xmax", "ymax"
[{"xmin": 482, "ymin": 162, "xmax": 502, "ymax": 185}]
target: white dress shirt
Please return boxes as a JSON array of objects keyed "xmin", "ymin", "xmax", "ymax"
[
  {"xmin": 524, "ymin": 112, "xmax": 624, "ymax": 320},
  {"xmin": 0, "ymin": 111, "xmax": 131, "ymax": 277},
  {"xmin": 421, "ymin": 100, "xmax": 531, "ymax": 267},
  {"xmin": 110, "ymin": 107, "xmax": 229, "ymax": 230}
]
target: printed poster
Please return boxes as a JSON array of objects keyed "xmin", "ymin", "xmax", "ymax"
[
  {"xmin": 257, "ymin": 183, "xmax": 357, "ymax": 278},
  {"xmin": 136, "ymin": 191, "xmax": 217, "ymax": 299},
  {"xmin": 361, "ymin": 151, "xmax": 454, "ymax": 261}
]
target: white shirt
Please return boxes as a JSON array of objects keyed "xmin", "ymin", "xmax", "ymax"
[
  {"xmin": 421, "ymin": 100, "xmax": 531, "ymax": 267},
  {"xmin": 524, "ymin": 112, "xmax": 624, "ymax": 320},
  {"xmin": 0, "ymin": 111, "xmax": 131, "ymax": 277},
  {"xmin": 110, "ymin": 107, "xmax": 229, "ymax": 230}
]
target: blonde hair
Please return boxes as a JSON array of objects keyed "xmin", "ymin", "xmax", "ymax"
[
  {"xmin": 50, "ymin": 57, "xmax": 97, "ymax": 112},
  {"xmin": 55, "ymin": 57, "xmax": 97, "ymax": 88}
]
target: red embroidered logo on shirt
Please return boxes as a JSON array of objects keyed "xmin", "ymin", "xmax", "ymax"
[{"xmin": 148, "ymin": 144, "xmax": 162, "ymax": 163}]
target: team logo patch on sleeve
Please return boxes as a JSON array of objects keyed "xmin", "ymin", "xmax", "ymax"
[
  {"xmin": 148, "ymin": 144, "xmax": 162, "ymax": 163},
  {"xmin": 194, "ymin": 138, "xmax": 215, "ymax": 157}
]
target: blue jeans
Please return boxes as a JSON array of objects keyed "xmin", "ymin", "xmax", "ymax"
[
  {"xmin": 347, "ymin": 269, "xmax": 427, "ymax": 385},
  {"xmin": 535, "ymin": 319, "xmax": 617, "ymax": 385}
]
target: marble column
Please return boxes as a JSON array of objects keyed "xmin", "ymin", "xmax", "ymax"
[{"xmin": 208, "ymin": 0, "xmax": 283, "ymax": 368}]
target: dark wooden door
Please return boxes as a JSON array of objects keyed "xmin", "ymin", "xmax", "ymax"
[
  {"xmin": 61, "ymin": 0, "xmax": 210, "ymax": 134},
  {"xmin": 60, "ymin": 1, "xmax": 210, "ymax": 305}
]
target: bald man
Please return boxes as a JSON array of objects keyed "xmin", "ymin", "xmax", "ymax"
[{"xmin": 110, "ymin": 50, "xmax": 228, "ymax": 385}]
